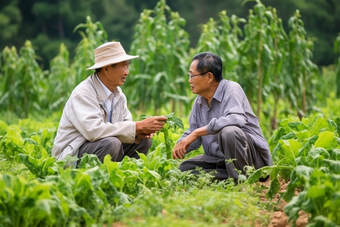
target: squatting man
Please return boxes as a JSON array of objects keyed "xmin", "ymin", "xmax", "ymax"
[
  {"xmin": 52, "ymin": 42, "xmax": 167, "ymax": 165},
  {"xmin": 172, "ymin": 52, "xmax": 273, "ymax": 181}
]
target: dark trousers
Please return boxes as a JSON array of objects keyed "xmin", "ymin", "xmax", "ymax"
[
  {"xmin": 77, "ymin": 137, "xmax": 152, "ymax": 163},
  {"xmin": 179, "ymin": 126, "xmax": 266, "ymax": 180}
]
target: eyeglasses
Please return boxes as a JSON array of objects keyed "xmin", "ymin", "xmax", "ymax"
[{"xmin": 187, "ymin": 71, "xmax": 210, "ymax": 80}]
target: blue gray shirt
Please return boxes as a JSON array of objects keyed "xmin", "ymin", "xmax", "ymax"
[{"xmin": 179, "ymin": 79, "xmax": 273, "ymax": 166}]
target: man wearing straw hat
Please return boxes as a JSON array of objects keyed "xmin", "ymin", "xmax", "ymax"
[{"xmin": 52, "ymin": 42, "xmax": 167, "ymax": 165}]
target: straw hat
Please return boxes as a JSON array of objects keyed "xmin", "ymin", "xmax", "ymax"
[{"xmin": 86, "ymin": 42, "xmax": 139, "ymax": 70}]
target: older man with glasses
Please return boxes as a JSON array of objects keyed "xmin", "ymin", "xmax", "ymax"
[{"xmin": 172, "ymin": 52, "xmax": 272, "ymax": 182}]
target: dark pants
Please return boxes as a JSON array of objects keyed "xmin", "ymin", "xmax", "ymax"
[
  {"xmin": 77, "ymin": 137, "xmax": 152, "ymax": 163},
  {"xmin": 179, "ymin": 126, "xmax": 266, "ymax": 181}
]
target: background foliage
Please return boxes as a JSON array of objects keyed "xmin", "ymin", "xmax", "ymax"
[
  {"xmin": 1, "ymin": 1, "xmax": 340, "ymax": 226},
  {"xmin": 1, "ymin": 0, "xmax": 339, "ymax": 138},
  {"xmin": 1, "ymin": 0, "xmax": 340, "ymax": 67}
]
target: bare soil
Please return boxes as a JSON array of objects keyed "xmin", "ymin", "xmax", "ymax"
[{"xmin": 257, "ymin": 179, "xmax": 309, "ymax": 227}]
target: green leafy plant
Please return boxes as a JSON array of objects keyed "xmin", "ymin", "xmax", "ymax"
[
  {"xmin": 248, "ymin": 114, "xmax": 340, "ymax": 226},
  {"xmin": 140, "ymin": 113, "xmax": 184, "ymax": 159},
  {"xmin": 284, "ymin": 168, "xmax": 340, "ymax": 226}
]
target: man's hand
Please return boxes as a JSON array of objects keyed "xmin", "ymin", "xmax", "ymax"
[
  {"xmin": 135, "ymin": 133, "xmax": 155, "ymax": 144},
  {"xmin": 172, "ymin": 126, "xmax": 209, "ymax": 159},
  {"xmin": 172, "ymin": 134, "xmax": 197, "ymax": 159},
  {"xmin": 136, "ymin": 116, "xmax": 167, "ymax": 139}
]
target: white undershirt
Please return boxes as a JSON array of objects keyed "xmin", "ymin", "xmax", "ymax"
[{"xmin": 96, "ymin": 74, "xmax": 113, "ymax": 120}]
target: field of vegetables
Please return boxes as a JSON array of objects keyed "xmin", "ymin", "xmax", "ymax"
[
  {"xmin": 1, "ymin": 0, "xmax": 340, "ymax": 226},
  {"xmin": 0, "ymin": 113, "xmax": 340, "ymax": 226}
]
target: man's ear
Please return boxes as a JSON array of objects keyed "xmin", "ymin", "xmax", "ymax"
[
  {"xmin": 207, "ymin": 72, "xmax": 214, "ymax": 83},
  {"xmin": 103, "ymin": 66, "xmax": 109, "ymax": 74}
]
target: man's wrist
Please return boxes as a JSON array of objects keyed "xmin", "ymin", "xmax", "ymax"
[{"xmin": 192, "ymin": 130, "xmax": 199, "ymax": 139}]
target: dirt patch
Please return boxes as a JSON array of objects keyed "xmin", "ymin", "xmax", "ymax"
[
  {"xmin": 257, "ymin": 178, "xmax": 309, "ymax": 227},
  {"xmin": 268, "ymin": 210, "xmax": 308, "ymax": 227}
]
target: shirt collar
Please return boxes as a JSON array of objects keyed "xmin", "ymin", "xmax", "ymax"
[
  {"xmin": 197, "ymin": 79, "xmax": 225, "ymax": 105},
  {"xmin": 212, "ymin": 79, "xmax": 225, "ymax": 102},
  {"xmin": 96, "ymin": 73, "xmax": 112, "ymax": 100}
]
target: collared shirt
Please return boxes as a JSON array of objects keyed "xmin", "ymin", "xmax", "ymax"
[
  {"xmin": 178, "ymin": 79, "xmax": 272, "ymax": 166},
  {"xmin": 95, "ymin": 73, "xmax": 124, "ymax": 122},
  {"xmin": 96, "ymin": 74, "xmax": 112, "ymax": 118},
  {"xmin": 52, "ymin": 74, "xmax": 136, "ymax": 162}
]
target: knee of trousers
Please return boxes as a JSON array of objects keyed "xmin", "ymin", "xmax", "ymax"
[
  {"xmin": 102, "ymin": 137, "xmax": 124, "ymax": 157},
  {"xmin": 219, "ymin": 126, "xmax": 246, "ymax": 143},
  {"xmin": 141, "ymin": 138, "xmax": 152, "ymax": 154},
  {"xmin": 178, "ymin": 159, "xmax": 197, "ymax": 172},
  {"xmin": 178, "ymin": 161, "xmax": 189, "ymax": 172}
]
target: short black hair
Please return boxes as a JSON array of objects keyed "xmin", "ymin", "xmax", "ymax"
[
  {"xmin": 95, "ymin": 63, "xmax": 117, "ymax": 73},
  {"xmin": 192, "ymin": 52, "xmax": 223, "ymax": 82}
]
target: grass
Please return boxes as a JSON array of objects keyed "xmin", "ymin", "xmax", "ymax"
[{"xmin": 109, "ymin": 179, "xmax": 272, "ymax": 227}]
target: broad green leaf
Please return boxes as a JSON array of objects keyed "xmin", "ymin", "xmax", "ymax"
[
  {"xmin": 247, "ymin": 166, "xmax": 273, "ymax": 184},
  {"xmin": 329, "ymin": 148, "xmax": 340, "ymax": 161},
  {"xmin": 281, "ymin": 132, "xmax": 296, "ymax": 140},
  {"xmin": 77, "ymin": 153, "xmax": 102, "ymax": 169},
  {"xmin": 307, "ymin": 185, "xmax": 325, "ymax": 199},
  {"xmin": 284, "ymin": 191, "xmax": 308, "ymax": 224},
  {"xmin": 288, "ymin": 121, "xmax": 308, "ymax": 131},
  {"xmin": 283, "ymin": 165, "xmax": 313, "ymax": 201},
  {"xmin": 309, "ymin": 116, "xmax": 329, "ymax": 136},
  {"xmin": 308, "ymin": 147, "xmax": 330, "ymax": 160},
  {"xmin": 35, "ymin": 199, "xmax": 53, "ymax": 216},
  {"xmin": 311, "ymin": 216, "xmax": 338, "ymax": 227},
  {"xmin": 271, "ymin": 141, "xmax": 284, "ymax": 163},
  {"xmin": 281, "ymin": 139, "xmax": 301, "ymax": 166},
  {"xmin": 296, "ymin": 130, "xmax": 310, "ymax": 140},
  {"xmin": 266, "ymin": 174, "xmax": 280, "ymax": 199},
  {"xmin": 322, "ymin": 159, "xmax": 340, "ymax": 174},
  {"xmin": 0, "ymin": 120, "xmax": 9, "ymax": 136},
  {"xmin": 314, "ymin": 131, "xmax": 335, "ymax": 150},
  {"xmin": 297, "ymin": 135, "xmax": 318, "ymax": 158}
]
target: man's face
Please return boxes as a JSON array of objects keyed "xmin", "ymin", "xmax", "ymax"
[
  {"xmin": 106, "ymin": 61, "xmax": 130, "ymax": 88},
  {"xmin": 188, "ymin": 60, "xmax": 209, "ymax": 95}
]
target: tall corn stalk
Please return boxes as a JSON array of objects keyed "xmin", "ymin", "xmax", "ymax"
[
  {"xmin": 335, "ymin": 33, "xmax": 340, "ymax": 98},
  {"xmin": 0, "ymin": 0, "xmax": 322, "ymax": 124},
  {"xmin": 0, "ymin": 46, "xmax": 19, "ymax": 114},
  {"xmin": 267, "ymin": 8, "xmax": 288, "ymax": 130},
  {"xmin": 239, "ymin": 0, "xmax": 274, "ymax": 122},
  {"xmin": 45, "ymin": 44, "xmax": 72, "ymax": 112},
  {"xmin": 0, "ymin": 41, "xmax": 45, "ymax": 118},
  {"xmin": 128, "ymin": 0, "xmax": 190, "ymax": 116},
  {"xmin": 195, "ymin": 0, "xmax": 318, "ymax": 131},
  {"xmin": 72, "ymin": 16, "xmax": 108, "ymax": 85},
  {"xmin": 43, "ymin": 16, "xmax": 107, "ymax": 115},
  {"xmin": 195, "ymin": 11, "xmax": 244, "ymax": 84},
  {"xmin": 195, "ymin": 18, "xmax": 221, "ymax": 56},
  {"xmin": 287, "ymin": 10, "xmax": 319, "ymax": 119}
]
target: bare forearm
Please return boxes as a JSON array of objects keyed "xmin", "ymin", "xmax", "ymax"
[
  {"xmin": 173, "ymin": 126, "xmax": 208, "ymax": 159},
  {"xmin": 192, "ymin": 126, "xmax": 208, "ymax": 138}
]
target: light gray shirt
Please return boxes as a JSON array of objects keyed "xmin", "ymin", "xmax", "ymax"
[
  {"xmin": 179, "ymin": 79, "xmax": 272, "ymax": 166},
  {"xmin": 52, "ymin": 75, "xmax": 136, "ymax": 162}
]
